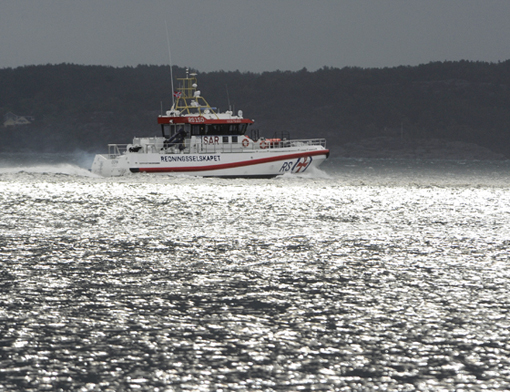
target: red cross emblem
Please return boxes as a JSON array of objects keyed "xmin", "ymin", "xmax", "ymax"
[{"xmin": 293, "ymin": 156, "xmax": 312, "ymax": 173}]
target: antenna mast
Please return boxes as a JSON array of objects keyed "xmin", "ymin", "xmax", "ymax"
[
  {"xmin": 165, "ymin": 20, "xmax": 175, "ymax": 108},
  {"xmin": 226, "ymin": 84, "xmax": 231, "ymax": 111}
]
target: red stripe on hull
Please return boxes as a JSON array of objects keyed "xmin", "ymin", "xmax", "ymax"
[{"xmin": 135, "ymin": 150, "xmax": 329, "ymax": 173}]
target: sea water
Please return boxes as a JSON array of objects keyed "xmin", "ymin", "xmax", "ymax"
[{"xmin": 1, "ymin": 156, "xmax": 510, "ymax": 391}]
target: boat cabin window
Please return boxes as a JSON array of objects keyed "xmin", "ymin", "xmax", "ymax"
[
  {"xmin": 162, "ymin": 124, "xmax": 191, "ymax": 138},
  {"xmin": 190, "ymin": 124, "xmax": 206, "ymax": 136},
  {"xmin": 195, "ymin": 124, "xmax": 248, "ymax": 136},
  {"xmin": 223, "ymin": 124, "xmax": 247, "ymax": 135},
  {"xmin": 161, "ymin": 124, "xmax": 171, "ymax": 138},
  {"xmin": 163, "ymin": 123, "xmax": 249, "ymax": 137}
]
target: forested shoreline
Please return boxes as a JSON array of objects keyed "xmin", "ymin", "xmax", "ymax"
[{"xmin": 1, "ymin": 60, "xmax": 510, "ymax": 158}]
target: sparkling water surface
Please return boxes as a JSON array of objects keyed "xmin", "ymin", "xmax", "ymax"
[{"xmin": 1, "ymin": 157, "xmax": 510, "ymax": 391}]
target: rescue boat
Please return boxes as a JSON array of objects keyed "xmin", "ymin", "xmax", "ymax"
[{"xmin": 91, "ymin": 70, "xmax": 329, "ymax": 177}]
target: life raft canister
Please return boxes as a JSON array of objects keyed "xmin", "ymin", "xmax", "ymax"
[{"xmin": 266, "ymin": 138, "xmax": 281, "ymax": 147}]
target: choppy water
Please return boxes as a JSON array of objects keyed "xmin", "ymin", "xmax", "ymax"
[{"xmin": 1, "ymin": 156, "xmax": 510, "ymax": 391}]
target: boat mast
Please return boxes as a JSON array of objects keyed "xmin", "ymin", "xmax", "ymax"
[
  {"xmin": 173, "ymin": 70, "xmax": 218, "ymax": 118},
  {"xmin": 165, "ymin": 20, "xmax": 175, "ymax": 109}
]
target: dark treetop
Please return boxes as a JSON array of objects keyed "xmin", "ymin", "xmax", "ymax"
[{"xmin": 1, "ymin": 60, "xmax": 510, "ymax": 158}]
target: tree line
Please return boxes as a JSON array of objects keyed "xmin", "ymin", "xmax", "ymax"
[{"xmin": 1, "ymin": 60, "xmax": 510, "ymax": 155}]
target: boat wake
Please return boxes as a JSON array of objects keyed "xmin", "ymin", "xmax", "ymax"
[
  {"xmin": 0, "ymin": 164, "xmax": 96, "ymax": 177},
  {"xmin": 278, "ymin": 166, "xmax": 332, "ymax": 180}
]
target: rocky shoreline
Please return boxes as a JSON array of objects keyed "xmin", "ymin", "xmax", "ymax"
[{"xmin": 334, "ymin": 137, "xmax": 507, "ymax": 160}]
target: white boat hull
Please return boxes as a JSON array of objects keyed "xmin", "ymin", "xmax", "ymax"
[{"xmin": 91, "ymin": 148, "xmax": 329, "ymax": 178}]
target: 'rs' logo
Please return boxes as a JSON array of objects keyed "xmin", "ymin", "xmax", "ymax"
[{"xmin": 292, "ymin": 156, "xmax": 312, "ymax": 173}]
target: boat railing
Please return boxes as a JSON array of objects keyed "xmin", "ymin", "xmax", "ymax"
[
  {"xmin": 197, "ymin": 138, "xmax": 326, "ymax": 153},
  {"xmin": 276, "ymin": 138, "xmax": 327, "ymax": 149},
  {"xmin": 117, "ymin": 138, "xmax": 326, "ymax": 156},
  {"xmin": 108, "ymin": 144, "xmax": 128, "ymax": 158},
  {"xmin": 268, "ymin": 138, "xmax": 327, "ymax": 149}
]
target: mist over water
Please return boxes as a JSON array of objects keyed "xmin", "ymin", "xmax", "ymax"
[{"xmin": 1, "ymin": 155, "xmax": 510, "ymax": 391}]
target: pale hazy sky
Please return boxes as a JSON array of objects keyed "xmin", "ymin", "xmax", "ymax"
[{"xmin": 1, "ymin": 1, "xmax": 509, "ymax": 72}]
